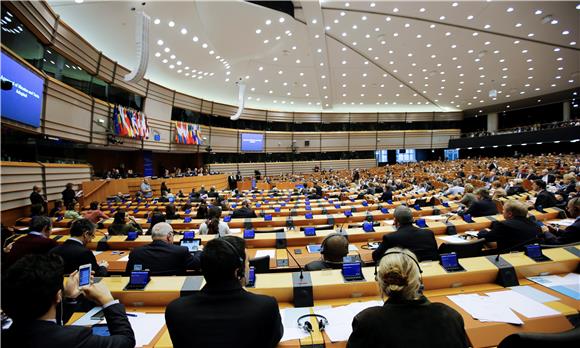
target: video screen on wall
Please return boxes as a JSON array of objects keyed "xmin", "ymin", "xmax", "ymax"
[
  {"xmin": 396, "ymin": 149, "xmax": 416, "ymax": 163},
  {"xmin": 444, "ymin": 149, "xmax": 460, "ymax": 161},
  {"xmin": 0, "ymin": 52, "xmax": 44, "ymax": 128},
  {"xmin": 240, "ymin": 133, "xmax": 264, "ymax": 152}
]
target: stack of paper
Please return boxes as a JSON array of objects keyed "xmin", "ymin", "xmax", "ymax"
[
  {"xmin": 438, "ymin": 235, "xmax": 472, "ymax": 244},
  {"xmin": 279, "ymin": 306, "xmax": 330, "ymax": 342},
  {"xmin": 484, "ymin": 290, "xmax": 560, "ymax": 318},
  {"xmin": 317, "ymin": 301, "xmax": 382, "ymax": 342},
  {"xmin": 255, "ymin": 249, "xmax": 275, "ymax": 259},
  {"xmin": 548, "ymin": 219, "xmax": 575, "ymax": 227},
  {"xmin": 528, "ymin": 273, "xmax": 580, "ymax": 300},
  {"xmin": 447, "ymin": 294, "xmax": 523, "ymax": 324}
]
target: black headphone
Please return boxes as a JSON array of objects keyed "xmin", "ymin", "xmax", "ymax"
[
  {"xmin": 320, "ymin": 233, "xmax": 348, "ymax": 255},
  {"xmin": 297, "ymin": 314, "xmax": 329, "ymax": 333},
  {"xmin": 215, "ymin": 237, "xmax": 245, "ymax": 279},
  {"xmin": 376, "ymin": 251, "xmax": 424, "ymax": 292}
]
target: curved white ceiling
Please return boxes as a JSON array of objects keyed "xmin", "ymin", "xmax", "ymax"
[{"xmin": 48, "ymin": 1, "xmax": 580, "ymax": 113}]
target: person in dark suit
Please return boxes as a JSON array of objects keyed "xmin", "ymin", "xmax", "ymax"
[
  {"xmin": 380, "ymin": 186, "xmax": 393, "ymax": 202},
  {"xmin": 231, "ymin": 200, "xmax": 258, "ymax": 219},
  {"xmin": 533, "ymin": 180, "xmax": 558, "ymax": 210},
  {"xmin": 4, "ymin": 216, "xmax": 57, "ymax": 268},
  {"xmin": 525, "ymin": 170, "xmax": 538, "ymax": 181},
  {"xmin": 50, "ymin": 219, "xmax": 109, "ymax": 276},
  {"xmin": 228, "ymin": 174, "xmax": 237, "ymax": 190},
  {"xmin": 477, "ymin": 200, "xmax": 541, "ymax": 252},
  {"xmin": 372, "ymin": 206, "xmax": 439, "ymax": 262},
  {"xmin": 61, "ymin": 183, "xmax": 77, "ymax": 207},
  {"xmin": 542, "ymin": 197, "xmax": 580, "ymax": 245},
  {"xmin": 540, "ymin": 169, "xmax": 556, "ymax": 184},
  {"xmin": 305, "ymin": 233, "xmax": 349, "ymax": 271},
  {"xmin": 462, "ymin": 188, "xmax": 498, "ymax": 217},
  {"xmin": 208, "ymin": 186, "xmax": 219, "ymax": 198},
  {"xmin": 347, "ymin": 247, "xmax": 468, "ymax": 348},
  {"xmin": 30, "ymin": 185, "xmax": 46, "ymax": 211},
  {"xmin": 165, "ymin": 236, "xmax": 283, "ymax": 348},
  {"xmin": 125, "ymin": 222, "xmax": 199, "ymax": 275},
  {"xmin": 108, "ymin": 210, "xmax": 143, "ymax": 236},
  {"xmin": 2, "ymin": 254, "xmax": 135, "ymax": 348}
]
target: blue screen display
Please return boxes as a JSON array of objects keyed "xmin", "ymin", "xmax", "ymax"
[
  {"xmin": 441, "ymin": 253, "xmax": 459, "ymax": 268},
  {"xmin": 525, "ymin": 244, "xmax": 542, "ymax": 258},
  {"xmin": 130, "ymin": 271, "xmax": 149, "ymax": 285},
  {"xmin": 79, "ymin": 266, "xmax": 91, "ymax": 287},
  {"xmin": 241, "ymin": 133, "xmax": 264, "ymax": 152},
  {"xmin": 342, "ymin": 263, "xmax": 362, "ymax": 277},
  {"xmin": 0, "ymin": 52, "xmax": 43, "ymax": 127},
  {"xmin": 444, "ymin": 149, "xmax": 459, "ymax": 161},
  {"xmin": 183, "ymin": 231, "xmax": 195, "ymax": 239}
]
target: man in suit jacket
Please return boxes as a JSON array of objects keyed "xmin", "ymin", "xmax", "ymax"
[
  {"xmin": 372, "ymin": 206, "xmax": 439, "ymax": 262},
  {"xmin": 2, "ymin": 254, "xmax": 135, "ymax": 348},
  {"xmin": 228, "ymin": 174, "xmax": 237, "ymax": 190},
  {"xmin": 5, "ymin": 216, "xmax": 57, "ymax": 268},
  {"xmin": 542, "ymin": 197, "xmax": 580, "ymax": 245},
  {"xmin": 231, "ymin": 200, "xmax": 258, "ymax": 219},
  {"xmin": 30, "ymin": 185, "xmax": 46, "ymax": 207},
  {"xmin": 540, "ymin": 169, "xmax": 556, "ymax": 184},
  {"xmin": 533, "ymin": 180, "xmax": 558, "ymax": 210},
  {"xmin": 380, "ymin": 186, "xmax": 393, "ymax": 202},
  {"xmin": 305, "ymin": 233, "xmax": 349, "ymax": 271},
  {"xmin": 50, "ymin": 219, "xmax": 109, "ymax": 276},
  {"xmin": 165, "ymin": 236, "xmax": 283, "ymax": 348},
  {"xmin": 125, "ymin": 222, "xmax": 200, "ymax": 275},
  {"xmin": 462, "ymin": 188, "xmax": 498, "ymax": 217},
  {"xmin": 478, "ymin": 200, "xmax": 541, "ymax": 251}
]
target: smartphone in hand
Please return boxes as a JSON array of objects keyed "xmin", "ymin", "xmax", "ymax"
[{"xmin": 78, "ymin": 264, "xmax": 92, "ymax": 289}]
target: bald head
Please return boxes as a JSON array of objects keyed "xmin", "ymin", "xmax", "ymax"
[{"xmin": 151, "ymin": 222, "xmax": 174, "ymax": 243}]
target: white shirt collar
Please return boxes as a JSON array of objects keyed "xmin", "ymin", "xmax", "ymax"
[
  {"xmin": 28, "ymin": 231, "xmax": 46, "ymax": 238},
  {"xmin": 68, "ymin": 237, "xmax": 84, "ymax": 245}
]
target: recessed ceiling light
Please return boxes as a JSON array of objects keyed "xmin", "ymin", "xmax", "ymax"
[
  {"xmin": 452, "ymin": 2, "xmax": 458, "ymax": 7},
  {"xmin": 154, "ymin": 52, "xmax": 161, "ymax": 57},
  {"xmin": 170, "ymin": 54, "xmax": 176, "ymax": 59},
  {"xmin": 534, "ymin": 9, "xmax": 543, "ymax": 15},
  {"xmin": 164, "ymin": 47, "xmax": 170, "ymax": 52},
  {"xmin": 551, "ymin": 19, "xmax": 559, "ymax": 25},
  {"xmin": 180, "ymin": 28, "xmax": 188, "ymax": 35},
  {"xmin": 263, "ymin": 39, "xmax": 269, "ymax": 44},
  {"xmin": 393, "ymin": 8, "xmax": 399, "ymax": 13},
  {"xmin": 279, "ymin": 17, "xmax": 285, "ymax": 23},
  {"xmin": 154, "ymin": 19, "xmax": 160, "ymax": 25},
  {"xmin": 467, "ymin": 15, "xmax": 474, "ymax": 20},
  {"xmin": 157, "ymin": 39, "xmax": 164, "ymax": 45},
  {"xmin": 192, "ymin": 36, "xmax": 199, "ymax": 42},
  {"xmin": 562, "ymin": 30, "xmax": 570, "ymax": 35},
  {"xmin": 162, "ymin": 59, "xmax": 168, "ymax": 63},
  {"xmin": 506, "ymin": 7, "xmax": 514, "ymax": 13},
  {"xmin": 370, "ymin": 2, "xmax": 375, "ymax": 7},
  {"xmin": 256, "ymin": 29, "xmax": 261, "ymax": 34},
  {"xmin": 515, "ymin": 23, "xmax": 522, "ymax": 27},
  {"xmin": 168, "ymin": 21, "xmax": 175, "ymax": 27},
  {"xmin": 419, "ymin": 8, "xmax": 426, "ymax": 12},
  {"xmin": 484, "ymin": 24, "xmax": 491, "ymax": 29},
  {"xmin": 528, "ymin": 33, "xmax": 535, "ymax": 37},
  {"xmin": 440, "ymin": 15, "xmax": 446, "ymax": 20},
  {"xmin": 362, "ymin": 16, "xmax": 367, "ymax": 21},
  {"xmin": 202, "ymin": 43, "xmax": 208, "ymax": 48}
]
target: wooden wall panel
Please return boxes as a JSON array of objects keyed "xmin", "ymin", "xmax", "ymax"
[
  {"xmin": 349, "ymin": 159, "xmax": 377, "ymax": 169},
  {"xmin": 350, "ymin": 113, "xmax": 378, "ymax": 123},
  {"xmin": 294, "ymin": 113, "xmax": 321, "ymax": 123},
  {"xmin": 44, "ymin": 78, "xmax": 92, "ymax": 142},
  {"xmin": 241, "ymin": 108, "xmax": 267, "ymax": 121},
  {"xmin": 212, "ymin": 103, "xmax": 237, "ymax": 118},
  {"xmin": 143, "ymin": 117, "xmax": 171, "ymax": 151},
  {"xmin": 210, "ymin": 127, "xmax": 239, "ymax": 152},
  {"xmin": 377, "ymin": 131, "xmax": 405, "ymax": 149},
  {"xmin": 97, "ymin": 55, "xmax": 115, "ymax": 84},
  {"xmin": 321, "ymin": 113, "xmax": 349, "ymax": 123},
  {"xmin": 52, "ymin": 21, "xmax": 100, "ymax": 75},
  {"xmin": 321, "ymin": 160, "xmax": 348, "ymax": 171},
  {"xmin": 91, "ymin": 100, "xmax": 111, "ymax": 146},
  {"xmin": 173, "ymin": 92, "xmax": 202, "ymax": 112},
  {"xmin": 44, "ymin": 164, "xmax": 92, "ymax": 202},
  {"xmin": 349, "ymin": 132, "xmax": 377, "ymax": 151},
  {"xmin": 320, "ymin": 133, "xmax": 349, "ymax": 152},
  {"xmin": 293, "ymin": 133, "xmax": 320, "ymax": 152},
  {"xmin": 265, "ymin": 132, "xmax": 292, "ymax": 153},
  {"xmin": 267, "ymin": 111, "xmax": 293, "ymax": 123},
  {"xmin": 378, "ymin": 113, "xmax": 406, "ymax": 123}
]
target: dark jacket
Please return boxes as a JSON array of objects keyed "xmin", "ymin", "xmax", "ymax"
[
  {"xmin": 304, "ymin": 260, "xmax": 343, "ymax": 271},
  {"xmin": 125, "ymin": 240, "xmax": 199, "ymax": 275},
  {"xmin": 50, "ymin": 239, "xmax": 107, "ymax": 276},
  {"xmin": 107, "ymin": 222, "xmax": 142, "ymax": 236},
  {"xmin": 534, "ymin": 190, "xmax": 558, "ymax": 210},
  {"xmin": 231, "ymin": 207, "xmax": 257, "ymax": 219},
  {"xmin": 380, "ymin": 190, "xmax": 393, "ymax": 203},
  {"xmin": 30, "ymin": 191, "xmax": 45, "ymax": 206},
  {"xmin": 165, "ymin": 279, "xmax": 283, "ymax": 348},
  {"xmin": 62, "ymin": 188, "xmax": 76, "ymax": 205},
  {"xmin": 372, "ymin": 224, "xmax": 439, "ymax": 262},
  {"xmin": 347, "ymin": 296, "xmax": 468, "ymax": 348},
  {"xmin": 5, "ymin": 233, "xmax": 58, "ymax": 268},
  {"xmin": 464, "ymin": 198, "xmax": 498, "ymax": 217},
  {"xmin": 543, "ymin": 218, "xmax": 580, "ymax": 245},
  {"xmin": 477, "ymin": 216, "xmax": 541, "ymax": 252},
  {"xmin": 506, "ymin": 185, "xmax": 526, "ymax": 196},
  {"xmin": 2, "ymin": 302, "xmax": 134, "ymax": 348}
]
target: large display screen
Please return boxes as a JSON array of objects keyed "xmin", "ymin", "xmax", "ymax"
[
  {"xmin": 241, "ymin": 133, "xmax": 264, "ymax": 152},
  {"xmin": 0, "ymin": 52, "xmax": 44, "ymax": 128},
  {"xmin": 444, "ymin": 149, "xmax": 459, "ymax": 161},
  {"xmin": 174, "ymin": 121, "xmax": 203, "ymax": 145},
  {"xmin": 396, "ymin": 149, "xmax": 416, "ymax": 163},
  {"xmin": 112, "ymin": 105, "xmax": 150, "ymax": 139}
]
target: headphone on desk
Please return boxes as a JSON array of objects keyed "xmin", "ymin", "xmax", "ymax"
[
  {"xmin": 215, "ymin": 237, "xmax": 245, "ymax": 279},
  {"xmin": 320, "ymin": 233, "xmax": 348, "ymax": 256},
  {"xmin": 297, "ymin": 314, "xmax": 329, "ymax": 333}
]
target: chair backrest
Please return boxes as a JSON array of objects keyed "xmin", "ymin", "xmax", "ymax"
[
  {"xmin": 540, "ymin": 241, "xmax": 580, "ymax": 249},
  {"xmin": 438, "ymin": 239, "xmax": 485, "ymax": 258},
  {"xmin": 249, "ymin": 255, "xmax": 270, "ymax": 273},
  {"xmin": 498, "ymin": 326, "xmax": 580, "ymax": 348},
  {"xmin": 300, "ymin": 224, "xmax": 334, "ymax": 231},
  {"xmin": 255, "ymin": 227, "xmax": 285, "ymax": 233}
]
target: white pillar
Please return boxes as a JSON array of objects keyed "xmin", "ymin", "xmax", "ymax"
[
  {"xmin": 563, "ymin": 101, "xmax": 571, "ymax": 121},
  {"xmin": 487, "ymin": 113, "xmax": 498, "ymax": 133}
]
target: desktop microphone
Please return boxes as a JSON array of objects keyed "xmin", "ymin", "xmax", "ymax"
[
  {"xmin": 494, "ymin": 236, "xmax": 540, "ymax": 262},
  {"xmin": 285, "ymin": 247, "xmax": 304, "ymax": 280}
]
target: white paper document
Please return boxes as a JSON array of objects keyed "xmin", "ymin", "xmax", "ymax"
[
  {"xmin": 92, "ymin": 251, "xmax": 103, "ymax": 256},
  {"xmin": 548, "ymin": 219, "xmax": 575, "ymax": 227},
  {"xmin": 127, "ymin": 313, "xmax": 165, "ymax": 347},
  {"xmin": 118, "ymin": 255, "xmax": 130, "ymax": 262},
  {"xmin": 464, "ymin": 230, "xmax": 480, "ymax": 238},
  {"xmin": 317, "ymin": 301, "xmax": 383, "ymax": 342},
  {"xmin": 485, "ymin": 290, "xmax": 560, "ymax": 318},
  {"xmin": 447, "ymin": 294, "xmax": 523, "ymax": 324},
  {"xmin": 279, "ymin": 306, "xmax": 331, "ymax": 342},
  {"xmin": 438, "ymin": 235, "xmax": 472, "ymax": 244},
  {"xmin": 255, "ymin": 249, "xmax": 276, "ymax": 259},
  {"xmin": 509, "ymin": 285, "xmax": 559, "ymax": 303}
]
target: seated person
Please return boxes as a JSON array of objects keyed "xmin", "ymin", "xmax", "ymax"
[
  {"xmin": 164, "ymin": 204, "xmax": 181, "ymax": 220},
  {"xmin": 198, "ymin": 185, "xmax": 208, "ymax": 196},
  {"xmin": 199, "ymin": 206, "xmax": 231, "ymax": 236},
  {"xmin": 459, "ymin": 184, "xmax": 476, "ymax": 208},
  {"xmin": 63, "ymin": 202, "xmax": 82, "ymax": 220},
  {"xmin": 444, "ymin": 180, "xmax": 465, "ymax": 196},
  {"xmin": 82, "ymin": 201, "xmax": 109, "ymax": 224},
  {"xmin": 140, "ymin": 179, "xmax": 153, "ymax": 198},
  {"xmin": 347, "ymin": 248, "xmax": 468, "ymax": 348},
  {"xmin": 380, "ymin": 186, "xmax": 393, "ymax": 203},
  {"xmin": 30, "ymin": 203, "xmax": 44, "ymax": 218},
  {"xmin": 208, "ymin": 186, "xmax": 219, "ymax": 198},
  {"xmin": 305, "ymin": 233, "xmax": 349, "ymax": 271},
  {"xmin": 533, "ymin": 179, "xmax": 558, "ymax": 210},
  {"xmin": 48, "ymin": 200, "xmax": 64, "ymax": 217},
  {"xmin": 542, "ymin": 197, "xmax": 580, "ymax": 245},
  {"xmin": 148, "ymin": 210, "xmax": 166, "ymax": 234},
  {"xmin": 51, "ymin": 218, "xmax": 109, "ymax": 276},
  {"xmin": 491, "ymin": 181, "xmax": 507, "ymax": 200},
  {"xmin": 477, "ymin": 200, "xmax": 541, "ymax": 252},
  {"xmin": 461, "ymin": 188, "xmax": 498, "ymax": 217},
  {"xmin": 231, "ymin": 200, "xmax": 258, "ymax": 219},
  {"xmin": 165, "ymin": 236, "xmax": 283, "ymax": 348},
  {"xmin": 2, "ymin": 254, "xmax": 135, "ymax": 348},
  {"xmin": 125, "ymin": 222, "xmax": 199, "ymax": 276},
  {"xmin": 195, "ymin": 203, "xmax": 209, "ymax": 219},
  {"xmin": 190, "ymin": 188, "xmax": 201, "ymax": 202},
  {"xmin": 107, "ymin": 210, "xmax": 143, "ymax": 236},
  {"xmin": 372, "ymin": 206, "xmax": 438, "ymax": 262},
  {"xmin": 506, "ymin": 179, "xmax": 526, "ymax": 196},
  {"xmin": 5, "ymin": 216, "xmax": 57, "ymax": 268}
]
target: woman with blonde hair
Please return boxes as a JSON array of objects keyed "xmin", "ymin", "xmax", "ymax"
[{"xmin": 347, "ymin": 247, "xmax": 468, "ymax": 348}]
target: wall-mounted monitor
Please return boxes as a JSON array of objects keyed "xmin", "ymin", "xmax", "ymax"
[
  {"xmin": 174, "ymin": 121, "xmax": 203, "ymax": 145},
  {"xmin": 444, "ymin": 149, "xmax": 459, "ymax": 161},
  {"xmin": 0, "ymin": 52, "xmax": 44, "ymax": 128},
  {"xmin": 396, "ymin": 149, "xmax": 416, "ymax": 163},
  {"xmin": 241, "ymin": 133, "xmax": 264, "ymax": 152}
]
